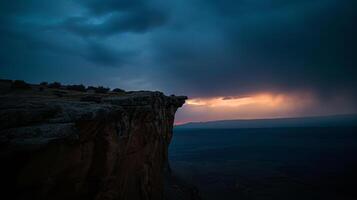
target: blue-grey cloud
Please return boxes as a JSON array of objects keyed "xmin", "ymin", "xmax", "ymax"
[
  {"xmin": 1, "ymin": 0, "xmax": 357, "ymax": 110},
  {"xmin": 60, "ymin": 10, "xmax": 167, "ymax": 37},
  {"xmin": 0, "ymin": 0, "xmax": 160, "ymax": 75},
  {"xmin": 80, "ymin": 0, "xmax": 145, "ymax": 15},
  {"xmin": 151, "ymin": 0, "xmax": 357, "ymax": 99}
]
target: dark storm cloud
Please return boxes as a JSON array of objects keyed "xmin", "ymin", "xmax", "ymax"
[
  {"xmin": 58, "ymin": 0, "xmax": 169, "ymax": 37},
  {"xmin": 0, "ymin": 16, "xmax": 129, "ymax": 68},
  {"xmin": 84, "ymin": 42, "xmax": 133, "ymax": 66},
  {"xmin": 152, "ymin": 0, "xmax": 357, "ymax": 100},
  {"xmin": 1, "ymin": 0, "xmax": 357, "ymax": 107},
  {"xmin": 0, "ymin": 0, "xmax": 167, "ymax": 79},
  {"xmin": 80, "ymin": 0, "xmax": 148, "ymax": 15},
  {"xmin": 60, "ymin": 10, "xmax": 167, "ymax": 37}
]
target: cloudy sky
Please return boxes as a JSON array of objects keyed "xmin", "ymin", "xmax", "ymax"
[{"xmin": 1, "ymin": 0, "xmax": 357, "ymax": 123}]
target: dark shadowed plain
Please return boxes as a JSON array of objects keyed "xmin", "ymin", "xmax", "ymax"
[{"xmin": 170, "ymin": 127, "xmax": 357, "ymax": 200}]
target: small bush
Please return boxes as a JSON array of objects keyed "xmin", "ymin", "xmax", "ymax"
[
  {"xmin": 11, "ymin": 80, "xmax": 30, "ymax": 90},
  {"xmin": 87, "ymin": 86, "xmax": 110, "ymax": 94},
  {"xmin": 0, "ymin": 79, "xmax": 12, "ymax": 84},
  {"xmin": 40, "ymin": 82, "xmax": 48, "ymax": 86},
  {"xmin": 95, "ymin": 86, "xmax": 110, "ymax": 94},
  {"xmin": 112, "ymin": 88, "xmax": 125, "ymax": 93},
  {"xmin": 66, "ymin": 84, "xmax": 86, "ymax": 92},
  {"xmin": 48, "ymin": 82, "xmax": 61, "ymax": 89}
]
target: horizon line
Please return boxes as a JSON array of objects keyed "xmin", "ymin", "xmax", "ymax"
[{"xmin": 174, "ymin": 112, "xmax": 357, "ymax": 126}]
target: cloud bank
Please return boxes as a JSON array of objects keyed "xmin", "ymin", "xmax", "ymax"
[{"xmin": 1, "ymin": 0, "xmax": 357, "ymax": 120}]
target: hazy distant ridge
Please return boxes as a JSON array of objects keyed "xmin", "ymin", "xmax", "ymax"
[{"xmin": 176, "ymin": 114, "xmax": 357, "ymax": 129}]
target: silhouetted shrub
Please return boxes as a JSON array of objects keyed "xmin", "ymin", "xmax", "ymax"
[
  {"xmin": 87, "ymin": 86, "xmax": 110, "ymax": 94},
  {"xmin": 48, "ymin": 82, "xmax": 61, "ymax": 89},
  {"xmin": 0, "ymin": 79, "xmax": 12, "ymax": 84},
  {"xmin": 11, "ymin": 80, "xmax": 30, "ymax": 90},
  {"xmin": 66, "ymin": 84, "xmax": 86, "ymax": 92},
  {"xmin": 112, "ymin": 88, "xmax": 125, "ymax": 93},
  {"xmin": 95, "ymin": 86, "xmax": 110, "ymax": 93},
  {"xmin": 40, "ymin": 82, "xmax": 48, "ymax": 86},
  {"xmin": 0, "ymin": 79, "xmax": 12, "ymax": 90}
]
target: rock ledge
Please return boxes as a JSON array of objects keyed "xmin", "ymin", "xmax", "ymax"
[{"xmin": 0, "ymin": 83, "xmax": 189, "ymax": 200}]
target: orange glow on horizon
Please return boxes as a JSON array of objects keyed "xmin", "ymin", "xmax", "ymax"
[
  {"xmin": 186, "ymin": 93, "xmax": 285, "ymax": 108},
  {"xmin": 175, "ymin": 91, "xmax": 321, "ymax": 124}
]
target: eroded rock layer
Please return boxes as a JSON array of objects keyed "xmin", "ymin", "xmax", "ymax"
[{"xmin": 0, "ymin": 84, "xmax": 187, "ymax": 200}]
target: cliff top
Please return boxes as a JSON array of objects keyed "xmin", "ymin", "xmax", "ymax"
[
  {"xmin": 0, "ymin": 79, "xmax": 186, "ymax": 105},
  {"xmin": 0, "ymin": 80, "xmax": 186, "ymax": 144},
  {"xmin": 0, "ymin": 80, "xmax": 195, "ymax": 200}
]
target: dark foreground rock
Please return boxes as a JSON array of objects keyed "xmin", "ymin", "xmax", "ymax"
[{"xmin": 0, "ymin": 82, "xmax": 198, "ymax": 200}]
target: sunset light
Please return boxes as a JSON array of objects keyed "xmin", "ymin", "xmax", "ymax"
[
  {"xmin": 175, "ymin": 92, "xmax": 319, "ymax": 124},
  {"xmin": 186, "ymin": 94, "xmax": 286, "ymax": 108}
]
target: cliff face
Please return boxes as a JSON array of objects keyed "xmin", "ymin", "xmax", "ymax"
[{"xmin": 0, "ymin": 83, "xmax": 187, "ymax": 200}]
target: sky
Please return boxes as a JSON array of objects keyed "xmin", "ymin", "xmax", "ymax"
[{"xmin": 1, "ymin": 0, "xmax": 357, "ymax": 123}]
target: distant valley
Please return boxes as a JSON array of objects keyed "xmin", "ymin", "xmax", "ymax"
[{"xmin": 175, "ymin": 114, "xmax": 357, "ymax": 129}]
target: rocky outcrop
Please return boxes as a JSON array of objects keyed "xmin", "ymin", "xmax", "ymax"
[{"xmin": 0, "ymin": 83, "xmax": 190, "ymax": 200}]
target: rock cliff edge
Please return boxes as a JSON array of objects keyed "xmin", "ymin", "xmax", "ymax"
[{"xmin": 0, "ymin": 81, "xmax": 194, "ymax": 200}]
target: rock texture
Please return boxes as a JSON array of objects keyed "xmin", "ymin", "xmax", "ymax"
[{"xmin": 0, "ymin": 82, "xmax": 190, "ymax": 200}]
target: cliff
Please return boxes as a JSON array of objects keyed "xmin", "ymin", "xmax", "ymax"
[{"xmin": 0, "ymin": 81, "xmax": 195, "ymax": 200}]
